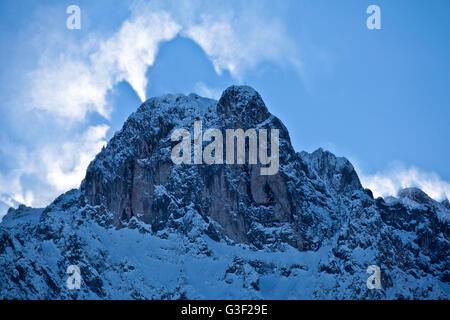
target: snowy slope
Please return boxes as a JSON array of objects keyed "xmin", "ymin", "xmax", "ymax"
[{"xmin": 0, "ymin": 86, "xmax": 448, "ymax": 299}]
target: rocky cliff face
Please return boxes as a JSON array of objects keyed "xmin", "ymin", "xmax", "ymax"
[
  {"xmin": 0, "ymin": 86, "xmax": 448, "ymax": 299},
  {"xmin": 80, "ymin": 86, "xmax": 364, "ymax": 251}
]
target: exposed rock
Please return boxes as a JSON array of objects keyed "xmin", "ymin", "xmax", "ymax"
[
  {"xmin": 0, "ymin": 86, "xmax": 448, "ymax": 299},
  {"xmin": 398, "ymin": 187, "xmax": 434, "ymax": 206},
  {"xmin": 442, "ymin": 199, "xmax": 450, "ymax": 210}
]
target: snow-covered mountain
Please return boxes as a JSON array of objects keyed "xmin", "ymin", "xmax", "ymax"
[{"xmin": 0, "ymin": 86, "xmax": 448, "ymax": 299}]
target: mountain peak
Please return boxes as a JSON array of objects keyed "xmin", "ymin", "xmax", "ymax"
[
  {"xmin": 299, "ymin": 148, "xmax": 363, "ymax": 195},
  {"xmin": 398, "ymin": 187, "xmax": 433, "ymax": 205},
  {"xmin": 220, "ymin": 85, "xmax": 260, "ymax": 100},
  {"xmin": 217, "ymin": 85, "xmax": 270, "ymax": 125},
  {"xmin": 81, "ymin": 86, "xmax": 361, "ymax": 249},
  {"xmin": 138, "ymin": 92, "xmax": 217, "ymax": 115}
]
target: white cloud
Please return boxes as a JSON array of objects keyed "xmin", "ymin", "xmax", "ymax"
[
  {"xmin": 0, "ymin": 145, "xmax": 37, "ymax": 208},
  {"xmin": 0, "ymin": 125, "xmax": 109, "ymax": 210},
  {"xmin": 0, "ymin": 174, "xmax": 34, "ymax": 208},
  {"xmin": 30, "ymin": 58, "xmax": 110, "ymax": 120},
  {"xmin": 359, "ymin": 166, "xmax": 450, "ymax": 201},
  {"xmin": 29, "ymin": 1, "xmax": 301, "ymax": 122},
  {"xmin": 91, "ymin": 12, "xmax": 181, "ymax": 102},
  {"xmin": 194, "ymin": 82, "xmax": 222, "ymax": 100},
  {"xmin": 40, "ymin": 125, "xmax": 109, "ymax": 192},
  {"xmin": 0, "ymin": 194, "xmax": 20, "ymax": 209},
  {"xmin": 134, "ymin": 0, "xmax": 303, "ymax": 77},
  {"xmin": 184, "ymin": 14, "xmax": 301, "ymax": 79},
  {"xmin": 29, "ymin": 11, "xmax": 181, "ymax": 121}
]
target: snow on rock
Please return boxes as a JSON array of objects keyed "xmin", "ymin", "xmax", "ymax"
[{"xmin": 0, "ymin": 86, "xmax": 448, "ymax": 299}]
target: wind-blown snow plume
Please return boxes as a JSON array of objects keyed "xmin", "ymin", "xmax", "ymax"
[
  {"xmin": 29, "ymin": 11, "xmax": 181, "ymax": 121},
  {"xmin": 184, "ymin": 13, "xmax": 300, "ymax": 78},
  {"xmin": 193, "ymin": 82, "xmax": 222, "ymax": 100},
  {"xmin": 40, "ymin": 125, "xmax": 109, "ymax": 192},
  {"xmin": 360, "ymin": 166, "xmax": 450, "ymax": 201},
  {"xmin": 0, "ymin": 125, "xmax": 109, "ymax": 212},
  {"xmin": 29, "ymin": 1, "xmax": 300, "ymax": 122}
]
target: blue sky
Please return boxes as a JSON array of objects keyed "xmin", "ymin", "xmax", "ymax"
[{"xmin": 0, "ymin": 0, "xmax": 449, "ymax": 212}]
